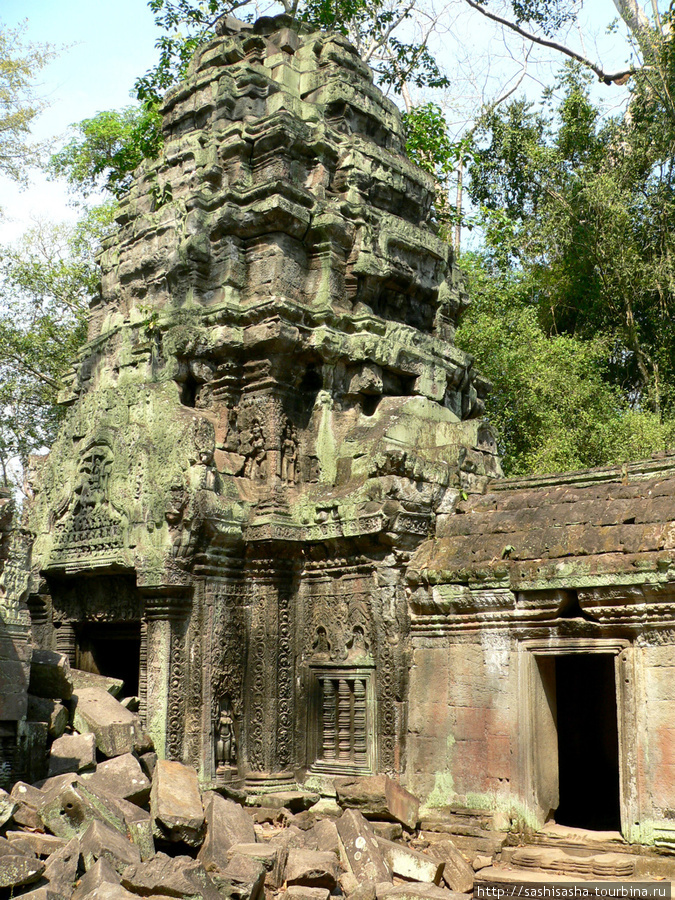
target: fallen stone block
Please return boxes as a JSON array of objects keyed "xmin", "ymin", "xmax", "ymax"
[
  {"xmin": 27, "ymin": 695, "xmax": 69, "ymax": 739},
  {"xmin": 211, "ymin": 853, "xmax": 265, "ymax": 900},
  {"xmin": 29, "ymin": 650, "xmax": 73, "ymax": 701},
  {"xmin": 229, "ymin": 842, "xmax": 283, "ymax": 889},
  {"xmin": 304, "ymin": 818, "xmax": 340, "ymax": 855},
  {"xmin": 48, "ymin": 733, "xmax": 97, "ymax": 777},
  {"xmin": 259, "ymin": 790, "xmax": 320, "ymax": 813},
  {"xmin": 83, "ymin": 752, "xmax": 151, "ymax": 806},
  {"xmin": 138, "ymin": 750, "xmax": 158, "ymax": 780},
  {"xmin": 0, "ymin": 850, "xmax": 45, "ymax": 889},
  {"xmin": 285, "ymin": 848, "xmax": 340, "ymax": 889},
  {"xmin": 10, "ymin": 781, "xmax": 44, "ymax": 830},
  {"xmin": 377, "ymin": 837, "xmax": 444, "ymax": 885},
  {"xmin": 429, "ymin": 839, "xmax": 474, "ymax": 893},
  {"xmin": 151, "ymin": 759, "xmax": 204, "ymax": 847},
  {"xmin": 38, "ymin": 779, "xmax": 127, "ymax": 840},
  {"xmin": 336, "ymin": 776, "xmax": 420, "ymax": 829},
  {"xmin": 72, "ymin": 857, "xmax": 121, "ymax": 900},
  {"xmin": 0, "ymin": 787, "xmax": 17, "ymax": 828},
  {"xmin": 16, "ymin": 889, "xmax": 68, "ymax": 900},
  {"xmin": 121, "ymin": 852, "xmax": 221, "ymax": 900},
  {"xmin": 268, "ymin": 823, "xmax": 307, "ymax": 851},
  {"xmin": 286, "ymin": 887, "xmax": 330, "ymax": 900},
  {"xmin": 6, "ymin": 832, "xmax": 66, "ymax": 858},
  {"xmin": 352, "ymin": 883, "xmax": 378, "ymax": 900},
  {"xmin": 70, "ymin": 669, "xmax": 123, "ymax": 697},
  {"xmin": 197, "ymin": 790, "xmax": 255, "ymax": 868},
  {"xmin": 72, "ymin": 688, "xmax": 140, "ymax": 758},
  {"xmin": 80, "ymin": 819, "xmax": 141, "ymax": 873},
  {"xmin": 336, "ymin": 809, "xmax": 391, "ymax": 885},
  {"xmin": 42, "ymin": 836, "xmax": 82, "ymax": 895},
  {"xmin": 473, "ymin": 854, "xmax": 492, "ymax": 871},
  {"xmin": 376, "ymin": 886, "xmax": 463, "ymax": 900},
  {"xmin": 116, "ymin": 797, "xmax": 155, "ymax": 861},
  {"xmin": 79, "ymin": 884, "xmax": 139, "ymax": 900},
  {"xmin": 247, "ymin": 805, "xmax": 291, "ymax": 825},
  {"xmin": 371, "ymin": 821, "xmax": 403, "ymax": 841},
  {"xmin": 228, "ymin": 842, "xmax": 278, "ymax": 870}
]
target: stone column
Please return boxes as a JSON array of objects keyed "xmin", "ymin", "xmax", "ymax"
[
  {"xmin": 243, "ymin": 552, "xmax": 297, "ymax": 786},
  {"xmin": 142, "ymin": 591, "xmax": 191, "ymax": 761}
]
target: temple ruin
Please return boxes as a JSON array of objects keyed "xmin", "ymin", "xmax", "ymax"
[{"xmin": 3, "ymin": 13, "xmax": 675, "ymax": 856}]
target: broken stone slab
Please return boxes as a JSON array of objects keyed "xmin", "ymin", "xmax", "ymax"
[
  {"xmin": 42, "ymin": 836, "xmax": 82, "ymax": 895},
  {"xmin": 6, "ymin": 832, "xmax": 66, "ymax": 858},
  {"xmin": 285, "ymin": 848, "xmax": 341, "ymax": 889},
  {"xmin": 336, "ymin": 776, "xmax": 420, "ymax": 830},
  {"xmin": 121, "ymin": 852, "xmax": 222, "ymax": 900},
  {"xmin": 286, "ymin": 887, "xmax": 331, "ymax": 900},
  {"xmin": 304, "ymin": 818, "xmax": 340, "ymax": 855},
  {"xmin": 210, "ymin": 853, "xmax": 265, "ymax": 900},
  {"xmin": 83, "ymin": 753, "xmax": 151, "ymax": 806},
  {"xmin": 247, "ymin": 805, "xmax": 291, "ymax": 825},
  {"xmin": 48, "ymin": 732, "xmax": 97, "ymax": 777},
  {"xmin": 376, "ymin": 837, "xmax": 444, "ymax": 885},
  {"xmin": 29, "ymin": 651, "xmax": 73, "ymax": 701},
  {"xmin": 120, "ymin": 696, "xmax": 139, "ymax": 712},
  {"xmin": 336, "ymin": 809, "xmax": 391, "ymax": 885},
  {"xmin": 38, "ymin": 779, "xmax": 127, "ymax": 840},
  {"xmin": 71, "ymin": 857, "xmax": 121, "ymax": 900},
  {"xmin": 197, "ymin": 790, "xmax": 255, "ymax": 869},
  {"xmin": 72, "ymin": 688, "xmax": 141, "ymax": 758},
  {"xmin": 0, "ymin": 851, "xmax": 46, "ymax": 889},
  {"xmin": 0, "ymin": 787, "xmax": 17, "ymax": 828},
  {"xmin": 27, "ymin": 695, "xmax": 69, "ymax": 740},
  {"xmin": 268, "ymin": 823, "xmax": 307, "ymax": 851},
  {"xmin": 151, "ymin": 759, "xmax": 204, "ymax": 847},
  {"xmin": 428, "ymin": 839, "xmax": 474, "ymax": 893},
  {"xmin": 70, "ymin": 669, "xmax": 123, "ymax": 697},
  {"xmin": 80, "ymin": 819, "xmax": 141, "ymax": 873},
  {"xmin": 376, "ymin": 886, "xmax": 463, "ymax": 900}
]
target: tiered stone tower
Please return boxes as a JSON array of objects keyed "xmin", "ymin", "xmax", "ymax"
[{"xmin": 16, "ymin": 14, "xmax": 498, "ymax": 788}]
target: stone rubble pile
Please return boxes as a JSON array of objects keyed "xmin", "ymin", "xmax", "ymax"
[{"xmin": 0, "ymin": 650, "xmax": 483, "ymax": 899}]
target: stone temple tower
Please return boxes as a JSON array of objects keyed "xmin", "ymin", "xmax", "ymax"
[{"xmin": 13, "ymin": 15, "xmax": 499, "ymax": 791}]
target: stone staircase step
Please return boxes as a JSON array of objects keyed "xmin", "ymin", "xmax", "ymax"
[{"xmin": 510, "ymin": 846, "xmax": 636, "ymax": 877}]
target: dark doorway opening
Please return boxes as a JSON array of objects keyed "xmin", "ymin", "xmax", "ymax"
[
  {"xmin": 555, "ymin": 653, "xmax": 621, "ymax": 831},
  {"xmin": 75, "ymin": 623, "xmax": 141, "ymax": 697}
]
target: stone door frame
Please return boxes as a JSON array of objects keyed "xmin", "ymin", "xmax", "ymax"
[{"xmin": 518, "ymin": 637, "xmax": 639, "ymax": 841}]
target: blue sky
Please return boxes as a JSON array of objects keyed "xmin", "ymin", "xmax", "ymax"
[
  {"xmin": 0, "ymin": 0, "xmax": 158, "ymax": 238},
  {"xmin": 0, "ymin": 0, "xmax": 634, "ymax": 241}
]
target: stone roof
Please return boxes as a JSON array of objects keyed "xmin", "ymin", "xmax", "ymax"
[{"xmin": 409, "ymin": 454, "xmax": 675, "ymax": 592}]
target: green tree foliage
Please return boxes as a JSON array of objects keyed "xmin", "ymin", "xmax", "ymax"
[
  {"xmin": 461, "ymin": 63, "xmax": 675, "ymax": 472},
  {"xmin": 0, "ymin": 207, "xmax": 114, "ymax": 484},
  {"xmin": 49, "ymin": 106, "xmax": 163, "ymax": 199},
  {"xmin": 0, "ymin": 21, "xmax": 56, "ymax": 182},
  {"xmin": 456, "ymin": 256, "xmax": 675, "ymax": 475}
]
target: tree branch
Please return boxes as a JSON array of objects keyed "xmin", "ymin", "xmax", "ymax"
[{"xmin": 460, "ymin": 0, "xmax": 638, "ymax": 84}]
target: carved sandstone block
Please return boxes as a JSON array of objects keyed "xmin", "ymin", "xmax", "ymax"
[
  {"xmin": 376, "ymin": 837, "xmax": 444, "ymax": 885},
  {"xmin": 47, "ymin": 733, "xmax": 97, "ymax": 777},
  {"xmin": 198, "ymin": 791, "xmax": 255, "ymax": 870},
  {"xmin": 72, "ymin": 688, "xmax": 139, "ymax": 758},
  {"xmin": 336, "ymin": 776, "xmax": 420, "ymax": 829},
  {"xmin": 428, "ymin": 838, "xmax": 475, "ymax": 893},
  {"xmin": 150, "ymin": 760, "xmax": 205, "ymax": 847},
  {"xmin": 336, "ymin": 809, "xmax": 391, "ymax": 885},
  {"xmin": 80, "ymin": 819, "xmax": 141, "ymax": 873},
  {"xmin": 84, "ymin": 753, "xmax": 151, "ymax": 806},
  {"xmin": 28, "ymin": 650, "xmax": 73, "ymax": 701},
  {"xmin": 284, "ymin": 849, "xmax": 341, "ymax": 889}
]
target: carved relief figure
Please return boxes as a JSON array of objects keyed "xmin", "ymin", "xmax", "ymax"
[
  {"xmin": 243, "ymin": 419, "xmax": 267, "ymax": 480},
  {"xmin": 215, "ymin": 698, "xmax": 237, "ymax": 771},
  {"xmin": 72, "ymin": 444, "xmax": 114, "ymax": 516},
  {"xmin": 281, "ymin": 421, "xmax": 298, "ymax": 484}
]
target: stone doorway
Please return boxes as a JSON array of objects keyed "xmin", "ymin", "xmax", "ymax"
[
  {"xmin": 75, "ymin": 622, "xmax": 141, "ymax": 697},
  {"xmin": 522, "ymin": 639, "xmax": 637, "ymax": 839}
]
